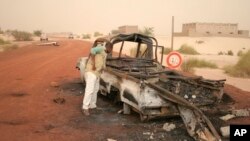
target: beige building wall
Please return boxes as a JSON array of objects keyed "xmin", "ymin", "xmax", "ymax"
[
  {"xmin": 178, "ymin": 22, "xmax": 249, "ymax": 37},
  {"xmin": 118, "ymin": 25, "xmax": 139, "ymax": 34},
  {"xmin": 238, "ymin": 30, "xmax": 249, "ymax": 37}
]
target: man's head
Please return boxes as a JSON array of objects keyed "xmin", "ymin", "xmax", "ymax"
[{"xmin": 105, "ymin": 42, "xmax": 113, "ymax": 53}]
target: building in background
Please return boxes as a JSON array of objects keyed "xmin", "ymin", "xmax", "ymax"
[
  {"xmin": 111, "ymin": 25, "xmax": 139, "ymax": 35},
  {"xmin": 118, "ymin": 25, "xmax": 139, "ymax": 34},
  {"xmin": 175, "ymin": 23, "xmax": 249, "ymax": 38}
]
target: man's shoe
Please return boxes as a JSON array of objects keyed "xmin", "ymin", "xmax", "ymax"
[
  {"xmin": 90, "ymin": 106, "xmax": 102, "ymax": 110},
  {"xmin": 81, "ymin": 109, "xmax": 90, "ymax": 116},
  {"xmin": 90, "ymin": 107, "xmax": 102, "ymax": 114}
]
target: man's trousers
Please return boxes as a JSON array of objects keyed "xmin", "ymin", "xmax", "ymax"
[{"xmin": 82, "ymin": 71, "xmax": 100, "ymax": 110}]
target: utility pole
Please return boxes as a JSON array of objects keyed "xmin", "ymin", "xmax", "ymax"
[{"xmin": 171, "ymin": 16, "xmax": 174, "ymax": 51}]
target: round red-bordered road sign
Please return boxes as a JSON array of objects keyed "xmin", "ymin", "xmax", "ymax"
[{"xmin": 166, "ymin": 51, "xmax": 183, "ymax": 69}]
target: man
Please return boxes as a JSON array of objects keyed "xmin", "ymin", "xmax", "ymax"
[{"xmin": 82, "ymin": 41, "xmax": 112, "ymax": 116}]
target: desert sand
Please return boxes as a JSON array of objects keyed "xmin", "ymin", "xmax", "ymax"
[{"xmin": 195, "ymin": 68, "xmax": 250, "ymax": 92}]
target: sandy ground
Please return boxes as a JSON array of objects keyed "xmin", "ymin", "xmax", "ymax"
[{"xmin": 195, "ymin": 68, "xmax": 250, "ymax": 92}]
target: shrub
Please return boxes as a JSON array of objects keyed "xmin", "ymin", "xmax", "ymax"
[
  {"xmin": 178, "ymin": 44, "xmax": 200, "ymax": 55},
  {"xmin": 181, "ymin": 58, "xmax": 218, "ymax": 73},
  {"xmin": 218, "ymin": 51, "xmax": 224, "ymax": 55},
  {"xmin": 11, "ymin": 30, "xmax": 33, "ymax": 41},
  {"xmin": 195, "ymin": 40, "xmax": 204, "ymax": 44},
  {"xmin": 0, "ymin": 28, "xmax": 3, "ymax": 34},
  {"xmin": 82, "ymin": 34, "xmax": 91, "ymax": 39},
  {"xmin": 223, "ymin": 50, "xmax": 250, "ymax": 78},
  {"xmin": 235, "ymin": 50, "xmax": 250, "ymax": 75},
  {"xmin": 223, "ymin": 65, "xmax": 237, "ymax": 76},
  {"xmin": 0, "ymin": 38, "xmax": 10, "ymax": 45},
  {"xmin": 94, "ymin": 32, "xmax": 103, "ymax": 37},
  {"xmin": 161, "ymin": 47, "xmax": 172, "ymax": 54},
  {"xmin": 33, "ymin": 30, "xmax": 42, "ymax": 37},
  {"xmin": 237, "ymin": 50, "xmax": 244, "ymax": 56},
  {"xmin": 111, "ymin": 30, "xmax": 119, "ymax": 35},
  {"xmin": 4, "ymin": 29, "xmax": 12, "ymax": 35},
  {"xmin": 2, "ymin": 44, "xmax": 18, "ymax": 51},
  {"xmin": 139, "ymin": 27, "xmax": 154, "ymax": 36},
  {"xmin": 227, "ymin": 50, "xmax": 234, "ymax": 56}
]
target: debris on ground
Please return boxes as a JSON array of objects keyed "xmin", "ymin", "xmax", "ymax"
[
  {"xmin": 117, "ymin": 109, "xmax": 123, "ymax": 114},
  {"xmin": 220, "ymin": 126, "xmax": 230, "ymax": 137},
  {"xmin": 220, "ymin": 114, "xmax": 236, "ymax": 121},
  {"xmin": 150, "ymin": 133, "xmax": 154, "ymax": 140},
  {"xmin": 50, "ymin": 81, "xmax": 59, "ymax": 87},
  {"xmin": 162, "ymin": 122, "xmax": 176, "ymax": 132},
  {"xmin": 37, "ymin": 42, "xmax": 59, "ymax": 46},
  {"xmin": 53, "ymin": 97, "xmax": 65, "ymax": 104},
  {"xmin": 232, "ymin": 109, "xmax": 250, "ymax": 117},
  {"xmin": 143, "ymin": 132, "xmax": 151, "ymax": 135},
  {"xmin": 142, "ymin": 132, "xmax": 154, "ymax": 140},
  {"xmin": 107, "ymin": 138, "xmax": 117, "ymax": 141},
  {"xmin": 220, "ymin": 108, "xmax": 250, "ymax": 121}
]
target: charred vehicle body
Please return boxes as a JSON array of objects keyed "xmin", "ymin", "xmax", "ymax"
[{"xmin": 76, "ymin": 33, "xmax": 225, "ymax": 141}]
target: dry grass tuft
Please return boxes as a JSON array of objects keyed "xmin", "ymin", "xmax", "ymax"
[{"xmin": 181, "ymin": 58, "xmax": 218, "ymax": 73}]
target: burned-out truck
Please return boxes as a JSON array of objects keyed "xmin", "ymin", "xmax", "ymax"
[{"xmin": 76, "ymin": 33, "xmax": 225, "ymax": 141}]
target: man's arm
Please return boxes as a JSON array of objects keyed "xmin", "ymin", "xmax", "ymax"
[
  {"xmin": 90, "ymin": 55, "xmax": 96, "ymax": 71},
  {"xmin": 90, "ymin": 45, "xmax": 105, "ymax": 71}
]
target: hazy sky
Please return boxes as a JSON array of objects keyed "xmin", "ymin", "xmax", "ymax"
[{"xmin": 0, "ymin": 0, "xmax": 250, "ymax": 35}]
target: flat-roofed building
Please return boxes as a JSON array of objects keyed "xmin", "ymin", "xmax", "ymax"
[
  {"xmin": 118, "ymin": 25, "xmax": 139, "ymax": 34},
  {"xmin": 175, "ymin": 22, "xmax": 249, "ymax": 37}
]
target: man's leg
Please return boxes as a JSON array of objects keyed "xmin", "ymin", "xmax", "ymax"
[
  {"xmin": 90, "ymin": 77, "xmax": 100, "ymax": 109},
  {"xmin": 82, "ymin": 72, "xmax": 97, "ymax": 110}
]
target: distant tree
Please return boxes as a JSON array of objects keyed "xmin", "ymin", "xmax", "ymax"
[
  {"xmin": 82, "ymin": 34, "xmax": 91, "ymax": 39},
  {"xmin": 0, "ymin": 27, "xmax": 3, "ymax": 34},
  {"xmin": 227, "ymin": 50, "xmax": 234, "ymax": 56},
  {"xmin": 161, "ymin": 47, "xmax": 172, "ymax": 54},
  {"xmin": 0, "ymin": 37, "xmax": 10, "ymax": 45},
  {"xmin": 218, "ymin": 51, "xmax": 224, "ymax": 55},
  {"xmin": 111, "ymin": 30, "xmax": 120, "ymax": 35},
  {"xmin": 139, "ymin": 27, "xmax": 154, "ymax": 36},
  {"xmin": 178, "ymin": 44, "xmax": 200, "ymax": 55},
  {"xmin": 5, "ymin": 29, "xmax": 12, "ymax": 35},
  {"xmin": 94, "ymin": 32, "xmax": 103, "ymax": 37},
  {"xmin": 237, "ymin": 50, "xmax": 244, "ymax": 56},
  {"xmin": 33, "ymin": 30, "xmax": 42, "ymax": 37},
  {"xmin": 11, "ymin": 30, "xmax": 33, "ymax": 41}
]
